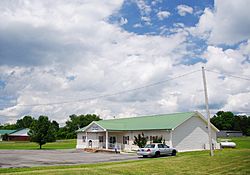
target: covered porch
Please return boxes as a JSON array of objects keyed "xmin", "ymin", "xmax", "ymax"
[
  {"xmin": 77, "ymin": 128, "xmax": 172, "ymax": 152},
  {"xmin": 82, "ymin": 130, "xmax": 129, "ymax": 151}
]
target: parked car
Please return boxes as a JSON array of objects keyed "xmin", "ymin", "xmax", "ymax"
[{"xmin": 137, "ymin": 143, "xmax": 177, "ymax": 158}]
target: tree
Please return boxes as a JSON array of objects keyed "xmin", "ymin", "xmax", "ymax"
[
  {"xmin": 134, "ymin": 133, "xmax": 147, "ymax": 148},
  {"xmin": 0, "ymin": 123, "xmax": 18, "ymax": 130},
  {"xmin": 56, "ymin": 127, "xmax": 68, "ymax": 140},
  {"xmin": 64, "ymin": 114, "xmax": 101, "ymax": 139},
  {"xmin": 211, "ymin": 111, "xmax": 234, "ymax": 130},
  {"xmin": 28, "ymin": 116, "xmax": 56, "ymax": 149},
  {"xmin": 211, "ymin": 111, "xmax": 250, "ymax": 136},
  {"xmin": 16, "ymin": 116, "xmax": 34, "ymax": 129}
]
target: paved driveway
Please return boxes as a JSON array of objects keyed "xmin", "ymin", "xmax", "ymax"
[{"xmin": 0, "ymin": 149, "xmax": 139, "ymax": 168}]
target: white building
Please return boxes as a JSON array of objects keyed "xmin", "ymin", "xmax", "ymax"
[{"xmin": 76, "ymin": 112, "xmax": 220, "ymax": 152}]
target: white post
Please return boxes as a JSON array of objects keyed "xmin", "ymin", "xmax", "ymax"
[
  {"xmin": 169, "ymin": 130, "xmax": 173, "ymax": 147},
  {"xmin": 85, "ymin": 132, "xmax": 88, "ymax": 147},
  {"xmin": 202, "ymin": 67, "xmax": 214, "ymax": 156},
  {"xmin": 106, "ymin": 131, "xmax": 108, "ymax": 150}
]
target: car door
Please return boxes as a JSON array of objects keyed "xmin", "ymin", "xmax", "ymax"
[
  {"xmin": 158, "ymin": 144, "xmax": 166, "ymax": 155},
  {"xmin": 164, "ymin": 144, "xmax": 171, "ymax": 155}
]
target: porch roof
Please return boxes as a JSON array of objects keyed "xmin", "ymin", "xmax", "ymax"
[{"xmin": 79, "ymin": 112, "xmax": 196, "ymax": 131}]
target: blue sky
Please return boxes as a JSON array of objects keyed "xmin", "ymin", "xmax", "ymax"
[
  {"xmin": 110, "ymin": 0, "xmax": 213, "ymax": 35},
  {"xmin": 0, "ymin": 0, "xmax": 249, "ymax": 124}
]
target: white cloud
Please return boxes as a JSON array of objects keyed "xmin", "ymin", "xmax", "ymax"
[
  {"xmin": 191, "ymin": 0, "xmax": 250, "ymax": 45},
  {"xmin": 189, "ymin": 8, "xmax": 214, "ymax": 40},
  {"xmin": 135, "ymin": 0, "xmax": 151, "ymax": 16},
  {"xmin": 0, "ymin": 0, "xmax": 249, "ymax": 125},
  {"xmin": 135, "ymin": 0, "xmax": 152, "ymax": 25},
  {"xmin": 141, "ymin": 16, "xmax": 151, "ymax": 25},
  {"xmin": 223, "ymin": 93, "xmax": 250, "ymax": 113},
  {"xmin": 157, "ymin": 11, "xmax": 170, "ymax": 20},
  {"xmin": 209, "ymin": 0, "xmax": 250, "ymax": 45},
  {"xmin": 0, "ymin": 0, "xmax": 192, "ymax": 124},
  {"xmin": 133, "ymin": 23, "xmax": 143, "ymax": 28},
  {"xmin": 119, "ymin": 17, "xmax": 128, "ymax": 25},
  {"xmin": 177, "ymin": 4, "xmax": 193, "ymax": 16}
]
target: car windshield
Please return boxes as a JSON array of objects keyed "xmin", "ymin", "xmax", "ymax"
[{"xmin": 144, "ymin": 144, "xmax": 155, "ymax": 148}]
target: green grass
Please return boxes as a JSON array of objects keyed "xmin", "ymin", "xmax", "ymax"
[
  {"xmin": 0, "ymin": 137, "xmax": 249, "ymax": 175},
  {"xmin": 0, "ymin": 139, "xmax": 76, "ymax": 150}
]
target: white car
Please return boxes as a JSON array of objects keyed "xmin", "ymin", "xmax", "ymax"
[{"xmin": 137, "ymin": 143, "xmax": 177, "ymax": 158}]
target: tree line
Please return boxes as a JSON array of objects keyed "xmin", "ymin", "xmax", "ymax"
[
  {"xmin": 0, "ymin": 111, "xmax": 249, "ymax": 148},
  {"xmin": 211, "ymin": 111, "xmax": 250, "ymax": 136},
  {"xmin": 0, "ymin": 114, "xmax": 101, "ymax": 140}
]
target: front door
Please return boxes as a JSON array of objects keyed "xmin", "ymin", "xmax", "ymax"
[{"xmin": 109, "ymin": 136, "xmax": 116, "ymax": 148}]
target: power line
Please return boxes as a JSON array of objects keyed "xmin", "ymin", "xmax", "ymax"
[
  {"xmin": 205, "ymin": 69, "xmax": 250, "ymax": 81},
  {"xmin": 12, "ymin": 69, "xmax": 200, "ymax": 107}
]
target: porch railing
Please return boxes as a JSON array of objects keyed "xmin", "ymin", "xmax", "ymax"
[{"xmin": 98, "ymin": 142, "xmax": 125, "ymax": 150}]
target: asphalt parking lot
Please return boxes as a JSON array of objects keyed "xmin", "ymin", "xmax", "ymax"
[{"xmin": 0, "ymin": 149, "xmax": 139, "ymax": 168}]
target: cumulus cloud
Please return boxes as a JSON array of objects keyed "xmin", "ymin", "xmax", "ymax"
[
  {"xmin": 119, "ymin": 17, "xmax": 128, "ymax": 25},
  {"xmin": 191, "ymin": 0, "xmax": 250, "ymax": 45},
  {"xmin": 0, "ymin": 0, "xmax": 249, "ymax": 125},
  {"xmin": 157, "ymin": 10, "xmax": 170, "ymax": 20},
  {"xmin": 177, "ymin": 4, "xmax": 193, "ymax": 16},
  {"xmin": 135, "ymin": 0, "xmax": 152, "ymax": 25},
  {"xmin": 0, "ymin": 0, "xmax": 192, "ymax": 124}
]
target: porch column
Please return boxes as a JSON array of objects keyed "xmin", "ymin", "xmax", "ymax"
[
  {"xmin": 85, "ymin": 132, "xmax": 88, "ymax": 146},
  {"xmin": 169, "ymin": 130, "xmax": 173, "ymax": 147},
  {"xmin": 105, "ymin": 131, "xmax": 108, "ymax": 150}
]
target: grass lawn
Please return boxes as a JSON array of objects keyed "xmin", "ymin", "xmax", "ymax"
[
  {"xmin": 0, "ymin": 137, "xmax": 249, "ymax": 175},
  {"xmin": 0, "ymin": 139, "xmax": 76, "ymax": 150}
]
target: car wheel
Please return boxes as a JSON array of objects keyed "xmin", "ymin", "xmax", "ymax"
[
  {"xmin": 155, "ymin": 151, "xmax": 160, "ymax": 158},
  {"xmin": 171, "ymin": 150, "xmax": 176, "ymax": 156},
  {"xmin": 143, "ymin": 155, "xmax": 147, "ymax": 158}
]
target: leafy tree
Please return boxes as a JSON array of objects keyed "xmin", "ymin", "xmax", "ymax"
[
  {"xmin": 56, "ymin": 127, "xmax": 68, "ymax": 140},
  {"xmin": 28, "ymin": 116, "xmax": 56, "ymax": 149},
  {"xmin": 16, "ymin": 116, "xmax": 34, "ymax": 129},
  {"xmin": 211, "ymin": 111, "xmax": 250, "ymax": 136},
  {"xmin": 64, "ymin": 114, "xmax": 101, "ymax": 139},
  {"xmin": 134, "ymin": 133, "xmax": 147, "ymax": 148},
  {"xmin": 0, "ymin": 123, "xmax": 18, "ymax": 130}
]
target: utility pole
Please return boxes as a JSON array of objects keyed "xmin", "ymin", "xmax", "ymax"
[{"xmin": 202, "ymin": 67, "xmax": 214, "ymax": 156}]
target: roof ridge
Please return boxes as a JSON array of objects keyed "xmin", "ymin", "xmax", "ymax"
[{"xmin": 98, "ymin": 111, "xmax": 195, "ymax": 122}]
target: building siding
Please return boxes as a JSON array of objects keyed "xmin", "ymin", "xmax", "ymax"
[
  {"xmin": 172, "ymin": 116, "xmax": 217, "ymax": 151},
  {"xmin": 76, "ymin": 113, "xmax": 219, "ymax": 152},
  {"xmin": 76, "ymin": 130, "xmax": 171, "ymax": 151}
]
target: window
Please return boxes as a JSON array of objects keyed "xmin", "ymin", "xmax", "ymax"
[
  {"xmin": 164, "ymin": 145, "xmax": 169, "ymax": 148},
  {"xmin": 123, "ymin": 136, "xmax": 129, "ymax": 144},
  {"xmin": 82, "ymin": 136, "xmax": 86, "ymax": 142},
  {"xmin": 145, "ymin": 144, "xmax": 155, "ymax": 148},
  {"xmin": 109, "ymin": 136, "xmax": 116, "ymax": 144},
  {"xmin": 158, "ymin": 144, "xmax": 164, "ymax": 148},
  {"xmin": 99, "ymin": 136, "xmax": 104, "ymax": 143}
]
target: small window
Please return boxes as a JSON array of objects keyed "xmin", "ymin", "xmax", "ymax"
[
  {"xmin": 123, "ymin": 136, "xmax": 129, "ymax": 144},
  {"xmin": 158, "ymin": 144, "xmax": 164, "ymax": 148},
  {"xmin": 99, "ymin": 136, "xmax": 104, "ymax": 143},
  {"xmin": 164, "ymin": 145, "xmax": 169, "ymax": 148},
  {"xmin": 82, "ymin": 136, "xmax": 86, "ymax": 142},
  {"xmin": 145, "ymin": 144, "xmax": 155, "ymax": 148}
]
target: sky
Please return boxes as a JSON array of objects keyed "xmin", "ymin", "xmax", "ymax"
[{"xmin": 0, "ymin": 0, "xmax": 250, "ymax": 125}]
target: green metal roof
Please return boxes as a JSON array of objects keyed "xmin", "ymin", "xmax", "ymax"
[
  {"xmin": 0, "ymin": 130, "xmax": 16, "ymax": 135},
  {"xmin": 80, "ymin": 112, "xmax": 196, "ymax": 131}
]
